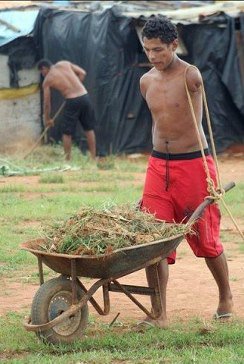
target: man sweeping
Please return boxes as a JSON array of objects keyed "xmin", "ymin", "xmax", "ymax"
[{"xmin": 37, "ymin": 59, "xmax": 96, "ymax": 161}]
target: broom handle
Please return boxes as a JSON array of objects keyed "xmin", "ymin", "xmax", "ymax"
[{"xmin": 23, "ymin": 101, "xmax": 66, "ymax": 159}]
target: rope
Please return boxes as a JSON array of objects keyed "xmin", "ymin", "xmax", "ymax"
[
  {"xmin": 184, "ymin": 66, "xmax": 222, "ymax": 199},
  {"xmin": 184, "ymin": 65, "xmax": 244, "ymax": 240}
]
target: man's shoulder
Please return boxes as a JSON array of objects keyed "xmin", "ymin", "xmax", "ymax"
[
  {"xmin": 140, "ymin": 68, "xmax": 155, "ymax": 82},
  {"xmin": 55, "ymin": 60, "xmax": 71, "ymax": 68},
  {"xmin": 43, "ymin": 70, "xmax": 55, "ymax": 86},
  {"xmin": 182, "ymin": 62, "xmax": 200, "ymax": 75}
]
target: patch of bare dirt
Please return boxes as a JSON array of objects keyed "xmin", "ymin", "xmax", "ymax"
[
  {"xmin": 1, "ymin": 240, "xmax": 243, "ymax": 324},
  {"xmin": 0, "ymin": 157, "xmax": 243, "ymax": 325}
]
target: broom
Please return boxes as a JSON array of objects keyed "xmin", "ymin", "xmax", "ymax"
[{"xmin": 23, "ymin": 101, "xmax": 66, "ymax": 159}]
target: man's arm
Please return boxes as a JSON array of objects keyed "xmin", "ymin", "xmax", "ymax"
[
  {"xmin": 139, "ymin": 75, "xmax": 148, "ymax": 99},
  {"xmin": 186, "ymin": 66, "xmax": 202, "ymax": 93},
  {"xmin": 71, "ymin": 63, "xmax": 87, "ymax": 82},
  {"xmin": 43, "ymin": 80, "xmax": 53, "ymax": 127}
]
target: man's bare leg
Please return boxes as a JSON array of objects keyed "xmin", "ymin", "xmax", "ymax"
[
  {"xmin": 62, "ymin": 134, "xmax": 72, "ymax": 161},
  {"xmin": 144, "ymin": 259, "xmax": 169, "ymax": 328},
  {"xmin": 205, "ymin": 252, "xmax": 233, "ymax": 317},
  {"xmin": 85, "ymin": 130, "xmax": 96, "ymax": 159}
]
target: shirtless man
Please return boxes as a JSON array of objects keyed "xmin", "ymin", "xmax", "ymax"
[
  {"xmin": 139, "ymin": 15, "xmax": 233, "ymax": 327},
  {"xmin": 37, "ymin": 59, "xmax": 96, "ymax": 160}
]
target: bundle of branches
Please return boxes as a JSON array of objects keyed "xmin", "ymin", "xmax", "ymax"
[{"xmin": 40, "ymin": 204, "xmax": 190, "ymax": 256}]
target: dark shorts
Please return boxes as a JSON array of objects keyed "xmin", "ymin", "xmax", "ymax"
[
  {"xmin": 141, "ymin": 149, "xmax": 223, "ymax": 264},
  {"xmin": 62, "ymin": 94, "xmax": 96, "ymax": 135}
]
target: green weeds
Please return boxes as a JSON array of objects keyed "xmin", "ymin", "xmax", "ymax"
[
  {"xmin": 0, "ymin": 147, "xmax": 243, "ymax": 363},
  {"xmin": 0, "ymin": 313, "xmax": 243, "ymax": 363}
]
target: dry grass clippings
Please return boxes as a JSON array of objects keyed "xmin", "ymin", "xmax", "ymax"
[{"xmin": 40, "ymin": 204, "xmax": 190, "ymax": 256}]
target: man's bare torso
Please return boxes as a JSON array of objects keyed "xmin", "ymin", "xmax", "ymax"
[
  {"xmin": 43, "ymin": 61, "xmax": 87, "ymax": 99},
  {"xmin": 140, "ymin": 60, "xmax": 208, "ymax": 154}
]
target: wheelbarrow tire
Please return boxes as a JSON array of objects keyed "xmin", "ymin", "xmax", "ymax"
[{"xmin": 31, "ymin": 276, "xmax": 89, "ymax": 344}]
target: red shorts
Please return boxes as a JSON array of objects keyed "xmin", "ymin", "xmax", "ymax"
[{"xmin": 141, "ymin": 150, "xmax": 223, "ymax": 264}]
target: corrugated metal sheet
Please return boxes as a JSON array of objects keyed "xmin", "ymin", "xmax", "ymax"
[
  {"xmin": 0, "ymin": 1, "xmax": 37, "ymax": 10},
  {"xmin": 122, "ymin": 1, "xmax": 244, "ymax": 22}
]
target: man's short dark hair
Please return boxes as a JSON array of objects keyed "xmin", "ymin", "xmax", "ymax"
[
  {"xmin": 37, "ymin": 59, "xmax": 53, "ymax": 70},
  {"xmin": 142, "ymin": 15, "xmax": 178, "ymax": 44}
]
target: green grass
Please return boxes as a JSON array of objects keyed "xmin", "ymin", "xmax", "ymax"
[
  {"xmin": 220, "ymin": 183, "xmax": 244, "ymax": 217},
  {"xmin": 0, "ymin": 150, "xmax": 143, "ymax": 272},
  {"xmin": 0, "ymin": 313, "xmax": 243, "ymax": 363},
  {"xmin": 0, "ymin": 146, "xmax": 243, "ymax": 363},
  {"xmin": 0, "ymin": 184, "xmax": 27, "ymax": 193},
  {"xmin": 39, "ymin": 174, "xmax": 65, "ymax": 184}
]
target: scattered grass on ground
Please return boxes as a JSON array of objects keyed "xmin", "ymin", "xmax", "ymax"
[{"xmin": 0, "ymin": 146, "xmax": 243, "ymax": 363}]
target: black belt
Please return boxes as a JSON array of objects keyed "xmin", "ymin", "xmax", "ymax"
[{"xmin": 151, "ymin": 149, "xmax": 209, "ymax": 160}]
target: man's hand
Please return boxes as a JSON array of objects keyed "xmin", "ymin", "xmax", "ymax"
[
  {"xmin": 45, "ymin": 118, "xmax": 54, "ymax": 128},
  {"xmin": 71, "ymin": 63, "xmax": 86, "ymax": 82}
]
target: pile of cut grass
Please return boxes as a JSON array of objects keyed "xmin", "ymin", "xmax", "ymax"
[{"xmin": 40, "ymin": 204, "xmax": 190, "ymax": 256}]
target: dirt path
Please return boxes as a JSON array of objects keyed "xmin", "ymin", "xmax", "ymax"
[
  {"xmin": 0, "ymin": 156, "xmax": 243, "ymax": 324},
  {"xmin": 1, "ymin": 236, "xmax": 243, "ymax": 324}
]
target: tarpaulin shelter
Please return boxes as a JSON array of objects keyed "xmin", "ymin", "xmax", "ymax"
[
  {"xmin": 0, "ymin": 1, "xmax": 244, "ymax": 155},
  {"xmin": 32, "ymin": 5, "xmax": 154, "ymax": 156},
  {"xmin": 0, "ymin": 3, "xmax": 40, "ymax": 153}
]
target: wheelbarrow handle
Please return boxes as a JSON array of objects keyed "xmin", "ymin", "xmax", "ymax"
[{"xmin": 187, "ymin": 181, "xmax": 235, "ymax": 225}]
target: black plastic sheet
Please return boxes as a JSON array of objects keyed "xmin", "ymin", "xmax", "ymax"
[
  {"xmin": 27, "ymin": 8, "xmax": 244, "ymax": 154},
  {"xmin": 33, "ymin": 7, "xmax": 153, "ymax": 156},
  {"xmin": 179, "ymin": 13, "xmax": 244, "ymax": 152}
]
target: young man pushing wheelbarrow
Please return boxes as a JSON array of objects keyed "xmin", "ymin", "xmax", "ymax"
[{"xmin": 139, "ymin": 15, "xmax": 233, "ymax": 328}]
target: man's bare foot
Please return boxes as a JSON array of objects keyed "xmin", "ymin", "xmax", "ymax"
[
  {"xmin": 213, "ymin": 312, "xmax": 233, "ymax": 320},
  {"xmin": 216, "ymin": 297, "xmax": 233, "ymax": 316},
  {"xmin": 138, "ymin": 316, "xmax": 168, "ymax": 329},
  {"xmin": 214, "ymin": 297, "xmax": 233, "ymax": 320}
]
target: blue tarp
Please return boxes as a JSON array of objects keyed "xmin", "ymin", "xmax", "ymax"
[{"xmin": 0, "ymin": 9, "xmax": 39, "ymax": 46}]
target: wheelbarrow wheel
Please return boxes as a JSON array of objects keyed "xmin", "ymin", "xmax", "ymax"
[{"xmin": 31, "ymin": 276, "xmax": 89, "ymax": 344}]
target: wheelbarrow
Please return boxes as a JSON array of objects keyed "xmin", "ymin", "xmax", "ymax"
[{"xmin": 21, "ymin": 182, "xmax": 234, "ymax": 344}]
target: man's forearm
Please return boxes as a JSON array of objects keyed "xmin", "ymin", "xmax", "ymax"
[
  {"xmin": 79, "ymin": 69, "xmax": 86, "ymax": 82},
  {"xmin": 44, "ymin": 103, "xmax": 51, "ymax": 123}
]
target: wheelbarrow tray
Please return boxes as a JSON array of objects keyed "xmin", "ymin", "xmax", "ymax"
[{"xmin": 21, "ymin": 233, "xmax": 183, "ymax": 279}]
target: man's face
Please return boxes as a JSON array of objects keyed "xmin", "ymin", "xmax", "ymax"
[
  {"xmin": 143, "ymin": 37, "xmax": 177, "ymax": 71},
  {"xmin": 40, "ymin": 66, "xmax": 49, "ymax": 77}
]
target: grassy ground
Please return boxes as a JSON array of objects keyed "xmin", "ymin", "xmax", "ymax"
[
  {"xmin": 0, "ymin": 145, "xmax": 243, "ymax": 363},
  {"xmin": 1, "ymin": 312, "xmax": 243, "ymax": 364}
]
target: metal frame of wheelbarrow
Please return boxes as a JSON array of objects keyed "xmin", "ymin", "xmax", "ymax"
[{"xmin": 21, "ymin": 182, "xmax": 235, "ymax": 335}]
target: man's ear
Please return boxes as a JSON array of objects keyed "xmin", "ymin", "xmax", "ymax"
[{"xmin": 172, "ymin": 39, "xmax": 178, "ymax": 51}]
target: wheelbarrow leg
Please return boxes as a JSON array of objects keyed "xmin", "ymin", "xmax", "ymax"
[
  {"xmin": 76, "ymin": 279, "xmax": 111, "ymax": 315},
  {"xmin": 37, "ymin": 256, "xmax": 44, "ymax": 285},
  {"xmin": 71, "ymin": 259, "xmax": 78, "ymax": 304},
  {"xmin": 146, "ymin": 262, "xmax": 165, "ymax": 319},
  {"xmin": 102, "ymin": 284, "xmax": 110, "ymax": 315},
  {"xmin": 111, "ymin": 279, "xmax": 157, "ymax": 319}
]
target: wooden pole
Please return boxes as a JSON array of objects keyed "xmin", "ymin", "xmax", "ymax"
[{"xmin": 23, "ymin": 102, "xmax": 66, "ymax": 159}]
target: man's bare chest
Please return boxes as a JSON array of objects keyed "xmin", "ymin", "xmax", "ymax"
[{"xmin": 146, "ymin": 82, "xmax": 186, "ymax": 113}]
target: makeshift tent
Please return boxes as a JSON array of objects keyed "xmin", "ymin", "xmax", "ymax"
[
  {"xmin": 32, "ymin": 6, "xmax": 153, "ymax": 156},
  {"xmin": 0, "ymin": 1, "xmax": 243, "ymax": 155},
  {"xmin": 178, "ymin": 12, "xmax": 244, "ymax": 153},
  {"xmin": 32, "ymin": 5, "xmax": 244, "ymax": 155},
  {"xmin": 0, "ymin": 5, "xmax": 40, "ymax": 153}
]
